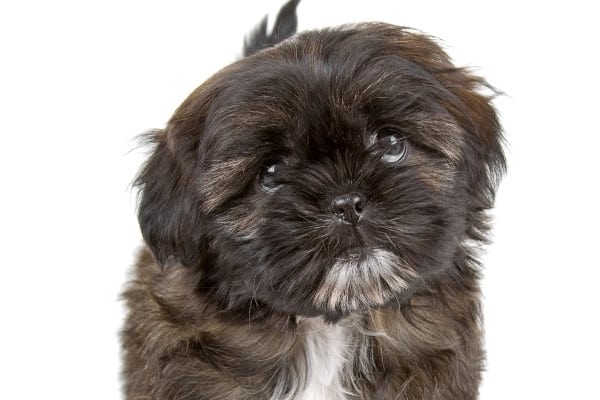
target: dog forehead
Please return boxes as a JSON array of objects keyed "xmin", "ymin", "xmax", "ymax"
[
  {"xmin": 203, "ymin": 66, "xmax": 366, "ymax": 158},
  {"xmin": 199, "ymin": 25, "xmax": 467, "ymax": 166}
]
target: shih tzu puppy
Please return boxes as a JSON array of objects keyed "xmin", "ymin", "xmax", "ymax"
[{"xmin": 122, "ymin": 0, "xmax": 505, "ymax": 398}]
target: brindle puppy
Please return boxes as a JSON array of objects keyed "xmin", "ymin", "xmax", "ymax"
[{"xmin": 122, "ymin": 1, "xmax": 505, "ymax": 398}]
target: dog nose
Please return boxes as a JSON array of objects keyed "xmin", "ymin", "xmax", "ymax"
[{"xmin": 331, "ymin": 192, "xmax": 365, "ymax": 225}]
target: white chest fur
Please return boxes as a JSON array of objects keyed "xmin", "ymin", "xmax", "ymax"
[{"xmin": 296, "ymin": 317, "xmax": 352, "ymax": 400}]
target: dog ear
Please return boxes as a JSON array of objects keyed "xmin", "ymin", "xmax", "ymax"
[
  {"xmin": 134, "ymin": 61, "xmax": 232, "ymax": 268},
  {"xmin": 135, "ymin": 129, "xmax": 206, "ymax": 268},
  {"xmin": 447, "ymin": 73, "xmax": 505, "ymax": 202},
  {"xmin": 439, "ymin": 70, "xmax": 506, "ymax": 240}
]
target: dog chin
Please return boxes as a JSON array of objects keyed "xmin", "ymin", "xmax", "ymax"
[{"xmin": 295, "ymin": 248, "xmax": 417, "ymax": 321}]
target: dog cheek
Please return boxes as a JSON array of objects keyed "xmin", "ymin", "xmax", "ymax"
[
  {"xmin": 405, "ymin": 152, "xmax": 459, "ymax": 195},
  {"xmin": 214, "ymin": 202, "xmax": 264, "ymax": 240},
  {"xmin": 199, "ymin": 155, "xmax": 260, "ymax": 213}
]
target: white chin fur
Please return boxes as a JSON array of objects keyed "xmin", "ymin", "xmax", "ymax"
[{"xmin": 312, "ymin": 249, "xmax": 416, "ymax": 313}]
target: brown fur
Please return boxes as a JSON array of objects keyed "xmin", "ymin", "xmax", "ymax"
[{"xmin": 123, "ymin": 247, "xmax": 484, "ymax": 399}]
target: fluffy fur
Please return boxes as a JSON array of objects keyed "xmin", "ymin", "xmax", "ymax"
[{"xmin": 122, "ymin": 5, "xmax": 505, "ymax": 399}]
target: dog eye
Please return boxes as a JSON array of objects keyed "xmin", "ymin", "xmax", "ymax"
[
  {"xmin": 372, "ymin": 128, "xmax": 408, "ymax": 163},
  {"xmin": 258, "ymin": 161, "xmax": 282, "ymax": 192}
]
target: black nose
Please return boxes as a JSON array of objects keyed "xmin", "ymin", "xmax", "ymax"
[{"xmin": 331, "ymin": 192, "xmax": 366, "ymax": 225}]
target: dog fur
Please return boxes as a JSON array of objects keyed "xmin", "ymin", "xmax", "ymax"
[{"xmin": 122, "ymin": 3, "xmax": 505, "ymax": 399}]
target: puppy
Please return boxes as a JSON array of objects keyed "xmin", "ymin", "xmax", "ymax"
[{"xmin": 122, "ymin": 1, "xmax": 505, "ymax": 398}]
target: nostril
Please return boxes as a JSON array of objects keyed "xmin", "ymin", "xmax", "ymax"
[
  {"xmin": 352, "ymin": 194, "xmax": 364, "ymax": 214},
  {"xmin": 354, "ymin": 200, "xmax": 363, "ymax": 214},
  {"xmin": 332, "ymin": 200, "xmax": 346, "ymax": 216},
  {"xmin": 333, "ymin": 202, "xmax": 346, "ymax": 215}
]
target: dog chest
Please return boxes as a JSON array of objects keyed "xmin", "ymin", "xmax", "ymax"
[{"xmin": 296, "ymin": 318, "xmax": 352, "ymax": 400}]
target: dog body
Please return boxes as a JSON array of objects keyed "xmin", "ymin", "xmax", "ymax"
[
  {"xmin": 122, "ymin": 5, "xmax": 504, "ymax": 399},
  {"xmin": 124, "ymin": 248, "xmax": 484, "ymax": 399}
]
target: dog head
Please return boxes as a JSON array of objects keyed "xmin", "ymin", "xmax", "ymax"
[{"xmin": 136, "ymin": 23, "xmax": 505, "ymax": 321}]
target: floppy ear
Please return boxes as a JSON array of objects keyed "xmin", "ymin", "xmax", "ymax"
[
  {"xmin": 135, "ymin": 129, "xmax": 205, "ymax": 267},
  {"xmin": 449, "ymin": 74, "xmax": 505, "ymax": 200},
  {"xmin": 440, "ymin": 71, "xmax": 506, "ymax": 240},
  {"xmin": 134, "ymin": 62, "xmax": 232, "ymax": 267}
]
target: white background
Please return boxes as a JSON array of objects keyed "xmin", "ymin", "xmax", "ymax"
[{"xmin": 1, "ymin": 1, "xmax": 598, "ymax": 399}]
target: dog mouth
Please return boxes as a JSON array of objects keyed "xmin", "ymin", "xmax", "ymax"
[
  {"xmin": 337, "ymin": 244, "xmax": 369, "ymax": 257},
  {"xmin": 329, "ymin": 245, "xmax": 373, "ymax": 266},
  {"xmin": 330, "ymin": 231, "xmax": 371, "ymax": 258}
]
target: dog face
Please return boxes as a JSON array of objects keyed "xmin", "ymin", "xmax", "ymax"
[{"xmin": 136, "ymin": 23, "xmax": 504, "ymax": 321}]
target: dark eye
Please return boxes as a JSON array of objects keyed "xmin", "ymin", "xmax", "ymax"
[
  {"xmin": 258, "ymin": 161, "xmax": 282, "ymax": 192},
  {"xmin": 372, "ymin": 128, "xmax": 408, "ymax": 163}
]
